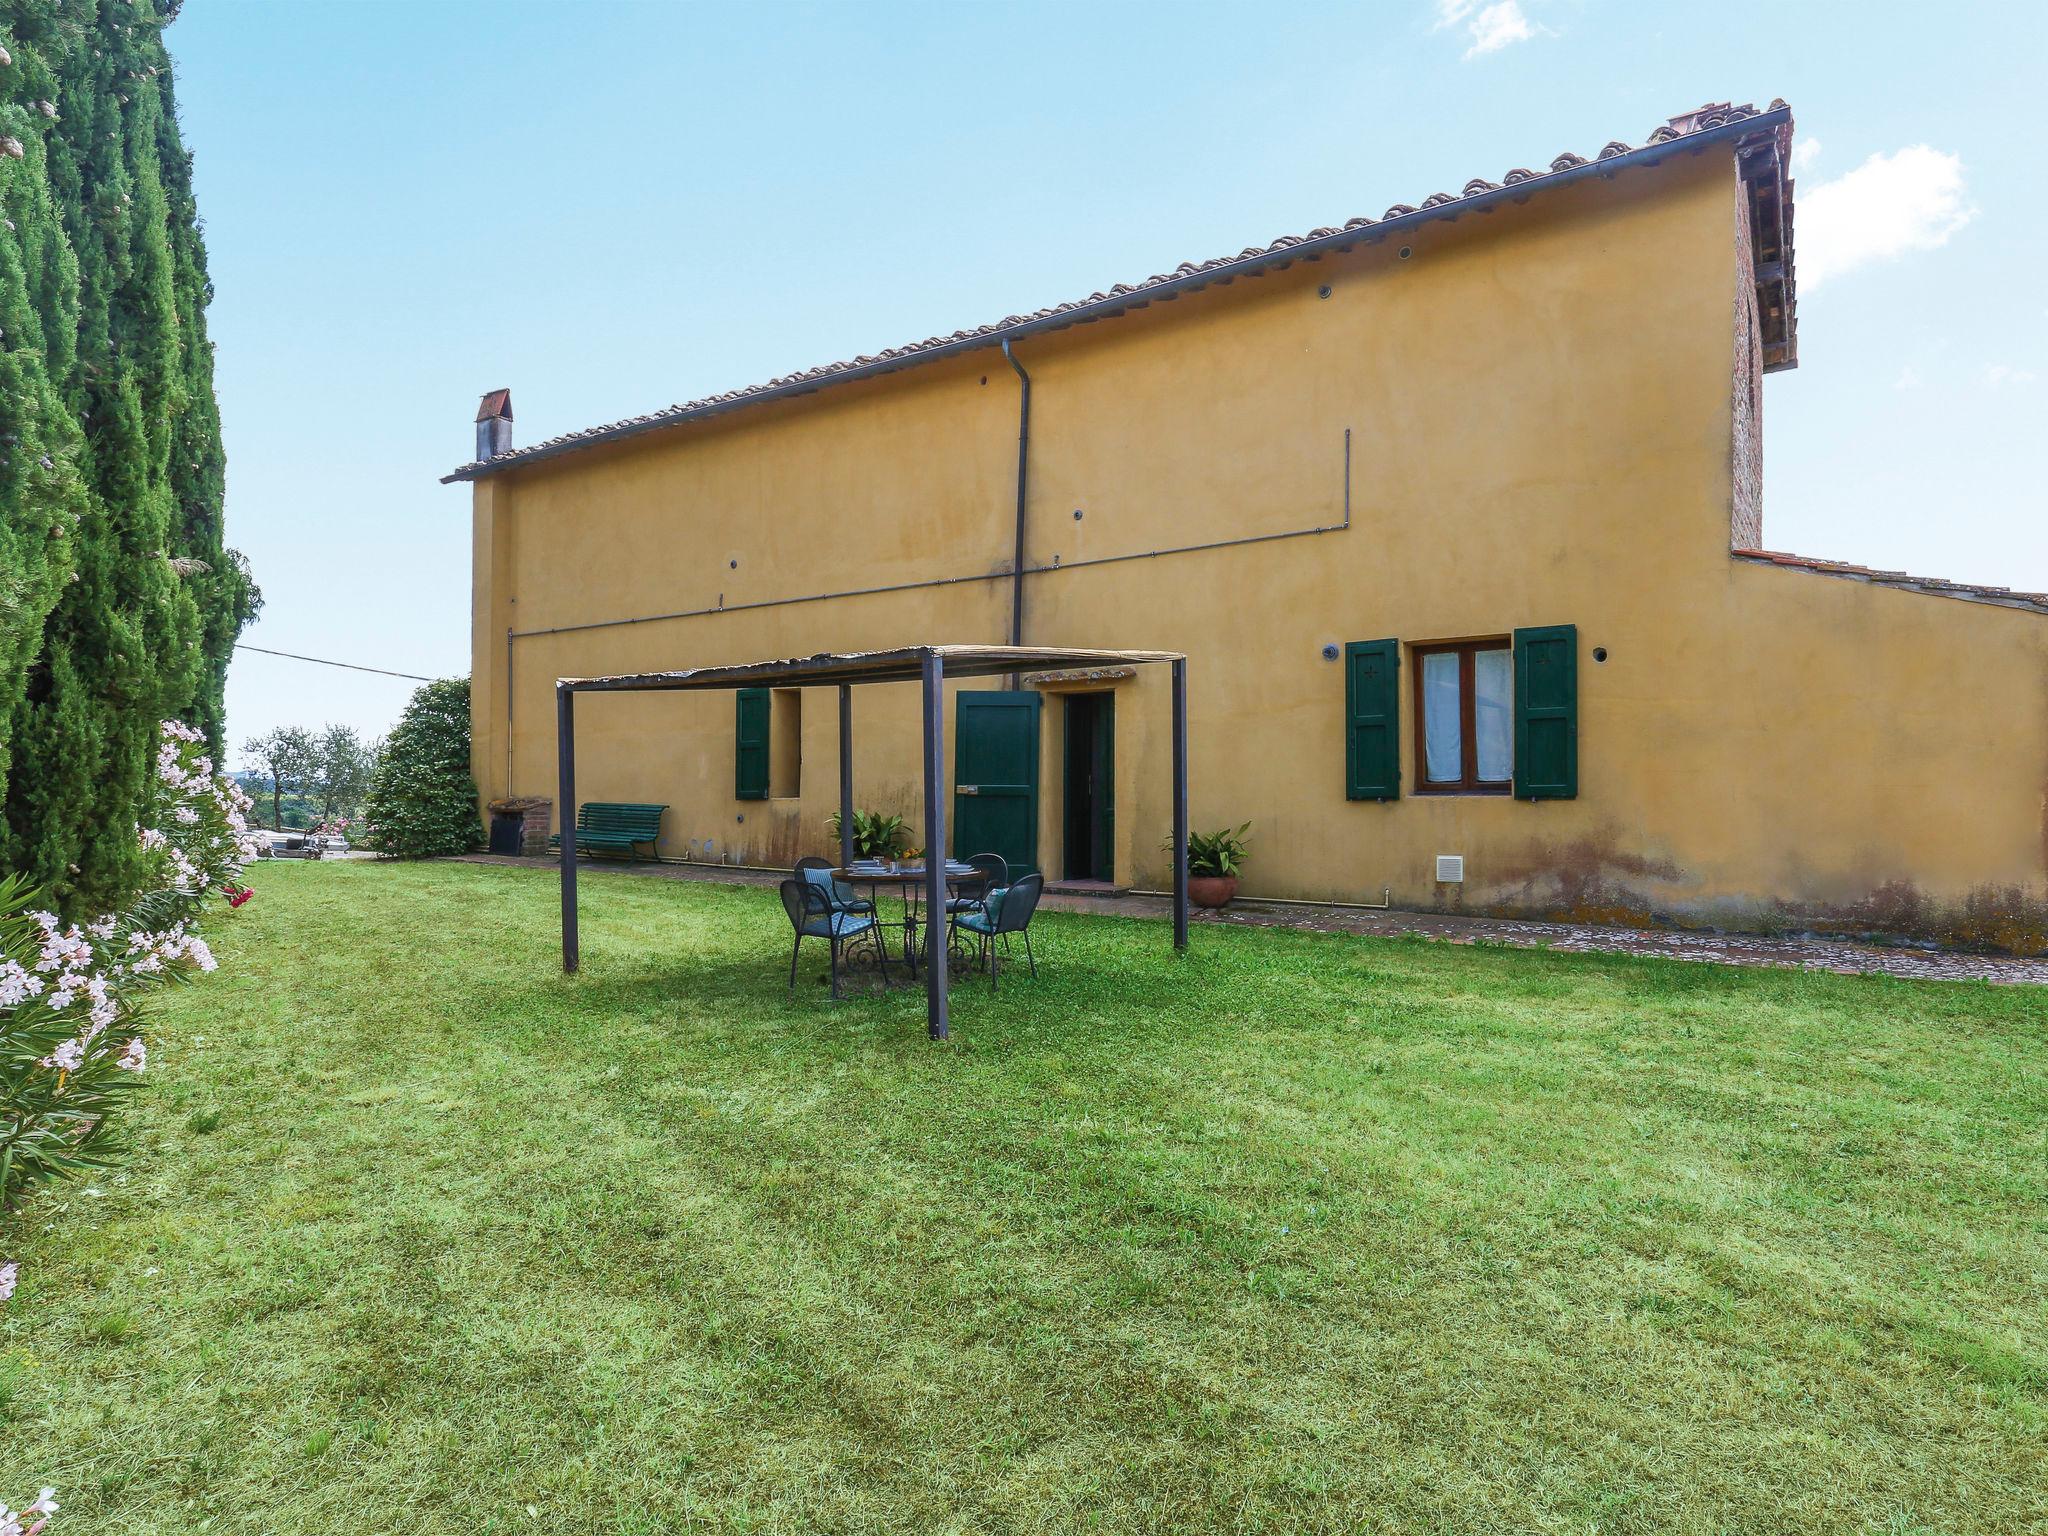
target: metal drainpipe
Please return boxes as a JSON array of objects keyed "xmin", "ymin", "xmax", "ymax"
[{"xmin": 1002, "ymin": 337, "xmax": 1031, "ymax": 689}]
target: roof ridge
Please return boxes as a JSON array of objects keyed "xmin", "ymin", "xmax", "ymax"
[{"xmin": 446, "ymin": 100, "xmax": 1792, "ymax": 483}]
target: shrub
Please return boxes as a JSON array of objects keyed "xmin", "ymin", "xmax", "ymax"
[
  {"xmin": 360, "ymin": 679, "xmax": 481, "ymax": 859},
  {"xmin": 141, "ymin": 722, "xmax": 265, "ymax": 902},
  {"xmin": 2, "ymin": 721, "xmax": 253, "ymax": 1322}
]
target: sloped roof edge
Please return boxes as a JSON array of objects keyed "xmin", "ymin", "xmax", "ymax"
[
  {"xmin": 1734, "ymin": 549, "xmax": 2048, "ymax": 616},
  {"xmin": 446, "ymin": 101, "xmax": 1793, "ymax": 485}
]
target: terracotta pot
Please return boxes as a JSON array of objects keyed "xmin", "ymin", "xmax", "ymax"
[{"xmin": 1188, "ymin": 874, "xmax": 1238, "ymax": 909}]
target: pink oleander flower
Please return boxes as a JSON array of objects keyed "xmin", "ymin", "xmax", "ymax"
[
  {"xmin": 0, "ymin": 1262, "xmax": 17, "ymax": 1303},
  {"xmin": 0, "ymin": 1485, "xmax": 59, "ymax": 1535},
  {"xmin": 0, "ymin": 1490, "xmax": 60, "ymax": 1536},
  {"xmin": 0, "ymin": 961, "xmax": 42, "ymax": 1006},
  {"xmin": 117, "ymin": 1038, "xmax": 146, "ymax": 1073}
]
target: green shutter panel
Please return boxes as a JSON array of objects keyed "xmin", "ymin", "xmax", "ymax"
[
  {"xmin": 735, "ymin": 687, "xmax": 770, "ymax": 801},
  {"xmin": 1513, "ymin": 625, "xmax": 1577, "ymax": 799},
  {"xmin": 1344, "ymin": 639, "xmax": 1400, "ymax": 800}
]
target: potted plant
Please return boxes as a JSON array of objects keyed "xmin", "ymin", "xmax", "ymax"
[
  {"xmin": 1164, "ymin": 822, "xmax": 1251, "ymax": 908},
  {"xmin": 827, "ymin": 809, "xmax": 911, "ymax": 864}
]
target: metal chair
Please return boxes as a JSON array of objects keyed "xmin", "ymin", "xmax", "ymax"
[
  {"xmin": 945, "ymin": 852, "xmax": 1010, "ymax": 916},
  {"xmin": 795, "ymin": 855, "xmax": 875, "ymax": 914},
  {"xmin": 779, "ymin": 878, "xmax": 883, "ymax": 999},
  {"xmin": 951, "ymin": 872, "xmax": 1043, "ymax": 989}
]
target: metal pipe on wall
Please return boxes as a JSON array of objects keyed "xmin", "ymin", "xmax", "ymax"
[{"xmin": 1001, "ymin": 338, "xmax": 1032, "ymax": 688}]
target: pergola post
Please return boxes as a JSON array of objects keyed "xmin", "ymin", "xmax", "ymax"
[
  {"xmin": 557, "ymin": 683, "xmax": 579, "ymax": 973},
  {"xmin": 920, "ymin": 650, "xmax": 949, "ymax": 1040},
  {"xmin": 837, "ymin": 684, "xmax": 854, "ymax": 869},
  {"xmin": 1172, "ymin": 657, "xmax": 1189, "ymax": 950}
]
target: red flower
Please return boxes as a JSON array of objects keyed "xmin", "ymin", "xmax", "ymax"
[{"xmin": 224, "ymin": 885, "xmax": 253, "ymax": 909}]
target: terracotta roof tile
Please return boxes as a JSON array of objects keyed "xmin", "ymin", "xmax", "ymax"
[
  {"xmin": 446, "ymin": 101, "xmax": 1793, "ymax": 482},
  {"xmin": 1733, "ymin": 549, "xmax": 2048, "ymax": 615}
]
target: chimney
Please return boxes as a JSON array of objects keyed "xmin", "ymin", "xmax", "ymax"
[{"xmin": 474, "ymin": 389, "xmax": 513, "ymax": 461}]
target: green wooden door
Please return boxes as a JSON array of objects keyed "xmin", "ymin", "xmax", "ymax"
[{"xmin": 954, "ymin": 691, "xmax": 1041, "ymax": 876}]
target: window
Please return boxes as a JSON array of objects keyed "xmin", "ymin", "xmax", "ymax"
[
  {"xmin": 769, "ymin": 689, "xmax": 801, "ymax": 799},
  {"xmin": 1341, "ymin": 625, "xmax": 1577, "ymax": 801},
  {"xmin": 1412, "ymin": 639, "xmax": 1512, "ymax": 793},
  {"xmin": 738, "ymin": 687, "xmax": 803, "ymax": 800}
]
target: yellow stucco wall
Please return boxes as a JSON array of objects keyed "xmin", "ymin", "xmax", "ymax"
[{"xmin": 468, "ymin": 149, "xmax": 2048, "ymax": 950}]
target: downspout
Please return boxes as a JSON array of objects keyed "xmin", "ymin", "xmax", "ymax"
[{"xmin": 1001, "ymin": 337, "xmax": 1031, "ymax": 689}]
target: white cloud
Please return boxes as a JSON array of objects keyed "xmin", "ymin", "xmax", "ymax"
[
  {"xmin": 1434, "ymin": 0, "xmax": 1542, "ymax": 58},
  {"xmin": 1984, "ymin": 364, "xmax": 2037, "ymax": 389},
  {"xmin": 1798, "ymin": 145, "xmax": 1974, "ymax": 291},
  {"xmin": 1893, "ymin": 365, "xmax": 1922, "ymax": 390},
  {"xmin": 1791, "ymin": 137, "xmax": 1822, "ymax": 173}
]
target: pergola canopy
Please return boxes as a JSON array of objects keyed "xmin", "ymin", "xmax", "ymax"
[
  {"xmin": 555, "ymin": 644, "xmax": 1190, "ymax": 1041},
  {"xmin": 561, "ymin": 644, "xmax": 1184, "ymax": 693}
]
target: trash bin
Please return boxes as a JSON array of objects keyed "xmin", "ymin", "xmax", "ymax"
[{"xmin": 489, "ymin": 809, "xmax": 523, "ymax": 855}]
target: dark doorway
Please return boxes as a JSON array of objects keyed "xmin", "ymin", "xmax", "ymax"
[
  {"xmin": 1062, "ymin": 692, "xmax": 1115, "ymax": 882},
  {"xmin": 953, "ymin": 691, "xmax": 1041, "ymax": 876}
]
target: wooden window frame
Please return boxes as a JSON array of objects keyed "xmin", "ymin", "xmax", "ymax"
[{"xmin": 1411, "ymin": 638, "xmax": 1512, "ymax": 795}]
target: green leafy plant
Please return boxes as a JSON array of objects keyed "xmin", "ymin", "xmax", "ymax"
[
  {"xmin": 1164, "ymin": 822, "xmax": 1252, "ymax": 878},
  {"xmin": 825, "ymin": 809, "xmax": 911, "ymax": 860},
  {"xmin": 360, "ymin": 679, "xmax": 479, "ymax": 859}
]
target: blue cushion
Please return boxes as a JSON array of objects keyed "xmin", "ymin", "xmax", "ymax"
[
  {"xmin": 801, "ymin": 866, "xmax": 872, "ymax": 912},
  {"xmin": 958, "ymin": 886, "xmax": 1008, "ymax": 934},
  {"xmin": 800, "ymin": 910, "xmax": 873, "ymax": 939}
]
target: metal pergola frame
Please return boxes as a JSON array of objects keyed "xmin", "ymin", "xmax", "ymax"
[{"xmin": 554, "ymin": 644, "xmax": 1190, "ymax": 1040}]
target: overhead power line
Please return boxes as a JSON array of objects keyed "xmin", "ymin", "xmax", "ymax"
[{"xmin": 234, "ymin": 643, "xmax": 435, "ymax": 683}]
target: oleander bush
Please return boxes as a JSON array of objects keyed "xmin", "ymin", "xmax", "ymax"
[{"xmin": 2, "ymin": 720, "xmax": 255, "ymax": 1299}]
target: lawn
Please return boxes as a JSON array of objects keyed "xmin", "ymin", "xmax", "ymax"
[{"xmin": 2, "ymin": 861, "xmax": 2044, "ymax": 1534}]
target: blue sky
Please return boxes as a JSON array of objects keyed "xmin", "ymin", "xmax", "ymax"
[{"xmin": 171, "ymin": 0, "xmax": 2047, "ymax": 760}]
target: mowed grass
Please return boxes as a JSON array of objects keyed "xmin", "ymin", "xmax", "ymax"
[{"xmin": 2, "ymin": 861, "xmax": 2045, "ymax": 1534}]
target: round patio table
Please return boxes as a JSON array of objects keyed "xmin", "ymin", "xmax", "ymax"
[{"xmin": 837, "ymin": 860, "xmax": 981, "ymax": 978}]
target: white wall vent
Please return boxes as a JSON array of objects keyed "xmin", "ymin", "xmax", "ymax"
[{"xmin": 1435, "ymin": 854, "xmax": 1465, "ymax": 884}]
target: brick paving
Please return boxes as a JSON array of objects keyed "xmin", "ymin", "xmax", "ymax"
[{"xmin": 451, "ymin": 854, "xmax": 2048, "ymax": 986}]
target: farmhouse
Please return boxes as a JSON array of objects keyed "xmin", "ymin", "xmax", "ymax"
[{"xmin": 449, "ymin": 100, "xmax": 2048, "ymax": 953}]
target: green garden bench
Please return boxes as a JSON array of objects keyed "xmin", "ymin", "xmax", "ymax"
[{"xmin": 548, "ymin": 801, "xmax": 667, "ymax": 859}]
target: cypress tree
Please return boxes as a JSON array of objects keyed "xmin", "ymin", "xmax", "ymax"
[
  {"xmin": 0, "ymin": 15, "xmax": 85, "ymax": 819},
  {"xmin": 0, "ymin": 0, "xmax": 251, "ymax": 915}
]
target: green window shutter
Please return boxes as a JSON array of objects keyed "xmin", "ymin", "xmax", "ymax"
[
  {"xmin": 735, "ymin": 687, "xmax": 769, "ymax": 801},
  {"xmin": 1344, "ymin": 639, "xmax": 1400, "ymax": 800},
  {"xmin": 1513, "ymin": 625, "xmax": 1577, "ymax": 799}
]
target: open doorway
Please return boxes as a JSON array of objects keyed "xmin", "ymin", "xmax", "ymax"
[{"xmin": 1062, "ymin": 692, "xmax": 1115, "ymax": 883}]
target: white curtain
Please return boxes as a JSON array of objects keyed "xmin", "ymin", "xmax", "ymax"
[
  {"xmin": 1422, "ymin": 651, "xmax": 1462, "ymax": 782},
  {"xmin": 1474, "ymin": 648, "xmax": 1512, "ymax": 783}
]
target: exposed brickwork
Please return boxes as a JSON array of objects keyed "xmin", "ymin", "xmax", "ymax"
[
  {"xmin": 1730, "ymin": 173, "xmax": 1765, "ymax": 550},
  {"xmin": 487, "ymin": 796, "xmax": 553, "ymax": 858}
]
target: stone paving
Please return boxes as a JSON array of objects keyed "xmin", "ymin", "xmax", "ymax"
[{"xmin": 453, "ymin": 854, "xmax": 2048, "ymax": 986}]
